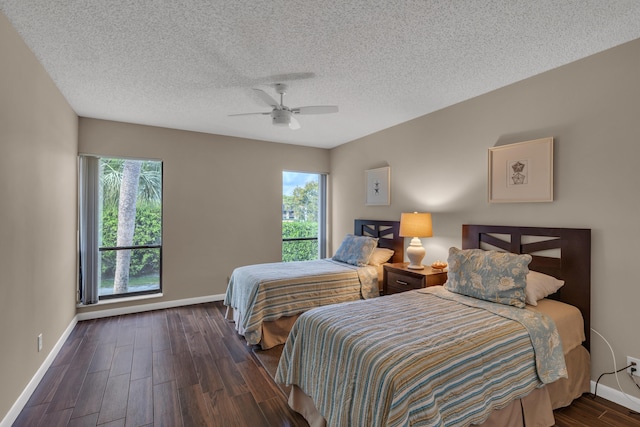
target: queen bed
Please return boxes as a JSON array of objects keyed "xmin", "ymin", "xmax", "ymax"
[
  {"xmin": 275, "ymin": 225, "xmax": 591, "ymax": 427},
  {"xmin": 224, "ymin": 219, "xmax": 404, "ymax": 349}
]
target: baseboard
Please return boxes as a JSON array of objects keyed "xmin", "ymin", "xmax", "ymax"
[
  {"xmin": 1, "ymin": 315, "xmax": 78, "ymax": 427},
  {"xmin": 591, "ymin": 380, "xmax": 640, "ymax": 413},
  {"xmin": 1, "ymin": 294, "xmax": 226, "ymax": 427},
  {"xmin": 76, "ymin": 293, "xmax": 225, "ymax": 320}
]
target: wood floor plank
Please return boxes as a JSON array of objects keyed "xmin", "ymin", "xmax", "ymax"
[
  {"xmin": 50, "ymin": 336, "xmax": 82, "ymax": 368},
  {"xmin": 178, "ymin": 383, "xmax": 215, "ymax": 427},
  {"xmin": 178, "ymin": 306, "xmax": 200, "ymax": 335},
  {"xmin": 206, "ymin": 303, "xmax": 237, "ymax": 339},
  {"xmin": 45, "ymin": 339, "xmax": 98, "ymax": 413},
  {"xmin": 151, "ymin": 311, "xmax": 171, "ymax": 353},
  {"xmin": 116, "ymin": 318, "xmax": 136, "ymax": 348},
  {"xmin": 134, "ymin": 325, "xmax": 152, "ymax": 349},
  {"xmin": 67, "ymin": 412, "xmax": 99, "ymax": 427},
  {"xmin": 232, "ymin": 391, "xmax": 269, "ymax": 426},
  {"xmin": 166, "ymin": 310, "xmax": 189, "ymax": 354},
  {"xmin": 237, "ymin": 358, "xmax": 278, "ymax": 403},
  {"xmin": 36, "ymin": 407, "xmax": 73, "ymax": 427},
  {"xmin": 88, "ymin": 316, "xmax": 119, "ymax": 345},
  {"xmin": 70, "ymin": 370, "xmax": 109, "ymax": 418},
  {"xmin": 152, "ymin": 348, "xmax": 175, "ymax": 385},
  {"xmin": 87, "ymin": 342, "xmax": 115, "ymax": 374},
  {"xmin": 24, "ymin": 364, "xmax": 68, "ymax": 406},
  {"xmin": 193, "ymin": 353, "xmax": 225, "ymax": 394},
  {"xmin": 97, "ymin": 373, "xmax": 130, "ymax": 425},
  {"xmin": 131, "ymin": 344, "xmax": 153, "ymax": 381},
  {"xmin": 125, "ymin": 377, "xmax": 153, "ymax": 427},
  {"xmin": 201, "ymin": 320, "xmax": 229, "ymax": 360},
  {"xmin": 110, "ymin": 344, "xmax": 134, "ymax": 377},
  {"xmin": 171, "ymin": 350, "xmax": 200, "ymax": 390},
  {"xmin": 184, "ymin": 328, "xmax": 210, "ymax": 359},
  {"xmin": 97, "ymin": 419, "xmax": 125, "ymax": 427},
  {"xmin": 222, "ymin": 331, "xmax": 253, "ymax": 363},
  {"xmin": 206, "ymin": 388, "xmax": 244, "ymax": 426},
  {"xmin": 216, "ymin": 356, "xmax": 250, "ymax": 397},
  {"xmin": 153, "ymin": 380, "xmax": 183, "ymax": 427},
  {"xmin": 12, "ymin": 402, "xmax": 49, "ymax": 427},
  {"xmin": 259, "ymin": 396, "xmax": 309, "ymax": 427}
]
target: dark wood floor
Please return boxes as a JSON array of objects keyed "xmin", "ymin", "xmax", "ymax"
[{"xmin": 13, "ymin": 301, "xmax": 640, "ymax": 426}]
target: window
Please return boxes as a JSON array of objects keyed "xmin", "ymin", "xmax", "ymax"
[
  {"xmin": 79, "ymin": 156, "xmax": 162, "ymax": 303},
  {"xmin": 282, "ymin": 171, "xmax": 326, "ymax": 261}
]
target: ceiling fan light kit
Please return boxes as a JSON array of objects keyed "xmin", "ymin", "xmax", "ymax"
[
  {"xmin": 271, "ymin": 109, "xmax": 291, "ymax": 126},
  {"xmin": 230, "ymin": 83, "xmax": 338, "ymax": 130}
]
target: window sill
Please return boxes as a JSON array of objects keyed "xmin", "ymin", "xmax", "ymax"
[{"xmin": 77, "ymin": 292, "xmax": 163, "ymax": 308}]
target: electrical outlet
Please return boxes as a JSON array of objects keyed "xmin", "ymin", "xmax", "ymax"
[
  {"xmin": 627, "ymin": 356, "xmax": 640, "ymax": 377},
  {"xmin": 37, "ymin": 334, "xmax": 43, "ymax": 352}
]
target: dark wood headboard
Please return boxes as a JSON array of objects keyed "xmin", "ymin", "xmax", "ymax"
[
  {"xmin": 354, "ymin": 219, "xmax": 404, "ymax": 263},
  {"xmin": 462, "ymin": 225, "xmax": 591, "ymax": 351}
]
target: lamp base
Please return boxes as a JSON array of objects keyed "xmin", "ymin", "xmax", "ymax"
[{"xmin": 406, "ymin": 237, "xmax": 426, "ymax": 270}]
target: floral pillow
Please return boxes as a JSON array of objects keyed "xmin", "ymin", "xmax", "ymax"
[
  {"xmin": 332, "ymin": 234, "xmax": 379, "ymax": 267},
  {"xmin": 444, "ymin": 247, "xmax": 531, "ymax": 308}
]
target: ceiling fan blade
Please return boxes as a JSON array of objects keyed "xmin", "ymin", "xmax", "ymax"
[
  {"xmin": 228, "ymin": 112, "xmax": 271, "ymax": 116},
  {"xmin": 253, "ymin": 88, "xmax": 281, "ymax": 109},
  {"xmin": 291, "ymin": 105, "xmax": 338, "ymax": 115},
  {"xmin": 289, "ymin": 115, "xmax": 301, "ymax": 130}
]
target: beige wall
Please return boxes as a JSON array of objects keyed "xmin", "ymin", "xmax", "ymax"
[
  {"xmin": 77, "ymin": 119, "xmax": 330, "ymax": 314},
  {"xmin": 0, "ymin": 12, "xmax": 78, "ymax": 421},
  {"xmin": 330, "ymin": 38, "xmax": 640, "ymax": 395}
]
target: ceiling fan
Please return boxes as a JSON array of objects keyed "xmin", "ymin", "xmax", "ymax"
[{"xmin": 229, "ymin": 83, "xmax": 338, "ymax": 130}]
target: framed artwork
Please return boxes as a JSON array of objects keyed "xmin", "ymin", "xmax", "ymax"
[
  {"xmin": 488, "ymin": 137, "xmax": 554, "ymax": 203},
  {"xmin": 365, "ymin": 166, "xmax": 390, "ymax": 205}
]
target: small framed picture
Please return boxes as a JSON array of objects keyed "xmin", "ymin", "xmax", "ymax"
[
  {"xmin": 488, "ymin": 137, "xmax": 553, "ymax": 203},
  {"xmin": 365, "ymin": 166, "xmax": 390, "ymax": 206}
]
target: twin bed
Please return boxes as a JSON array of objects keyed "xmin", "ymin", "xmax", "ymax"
[
  {"xmin": 274, "ymin": 224, "xmax": 591, "ymax": 427},
  {"xmin": 224, "ymin": 219, "xmax": 404, "ymax": 349},
  {"xmin": 224, "ymin": 223, "xmax": 591, "ymax": 426}
]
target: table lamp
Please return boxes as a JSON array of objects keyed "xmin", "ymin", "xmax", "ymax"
[{"xmin": 399, "ymin": 212, "xmax": 433, "ymax": 269}]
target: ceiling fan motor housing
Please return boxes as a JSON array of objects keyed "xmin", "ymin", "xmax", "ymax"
[{"xmin": 271, "ymin": 109, "xmax": 291, "ymax": 126}]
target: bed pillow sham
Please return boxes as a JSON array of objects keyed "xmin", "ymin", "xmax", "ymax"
[
  {"xmin": 332, "ymin": 234, "xmax": 379, "ymax": 267},
  {"xmin": 525, "ymin": 270, "xmax": 565, "ymax": 306},
  {"xmin": 368, "ymin": 248, "xmax": 395, "ymax": 266},
  {"xmin": 444, "ymin": 247, "xmax": 531, "ymax": 308}
]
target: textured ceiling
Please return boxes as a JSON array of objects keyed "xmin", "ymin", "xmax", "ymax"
[{"xmin": 2, "ymin": 1, "xmax": 640, "ymax": 149}]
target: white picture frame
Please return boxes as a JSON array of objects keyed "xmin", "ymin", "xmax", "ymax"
[
  {"xmin": 365, "ymin": 166, "xmax": 390, "ymax": 206},
  {"xmin": 488, "ymin": 137, "xmax": 554, "ymax": 203}
]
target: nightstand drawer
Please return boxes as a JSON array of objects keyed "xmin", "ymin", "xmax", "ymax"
[
  {"xmin": 383, "ymin": 263, "xmax": 448, "ymax": 295},
  {"xmin": 386, "ymin": 271, "xmax": 424, "ymax": 293}
]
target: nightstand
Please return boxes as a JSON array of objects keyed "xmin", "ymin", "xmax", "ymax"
[{"xmin": 383, "ymin": 262, "xmax": 448, "ymax": 295}]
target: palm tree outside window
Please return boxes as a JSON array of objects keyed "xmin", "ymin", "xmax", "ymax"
[{"xmin": 79, "ymin": 156, "xmax": 162, "ymax": 303}]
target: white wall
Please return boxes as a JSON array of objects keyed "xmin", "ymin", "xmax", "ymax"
[{"xmin": 330, "ymin": 38, "xmax": 640, "ymax": 398}]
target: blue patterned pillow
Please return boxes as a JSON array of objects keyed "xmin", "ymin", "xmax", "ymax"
[
  {"xmin": 444, "ymin": 247, "xmax": 531, "ymax": 308},
  {"xmin": 332, "ymin": 234, "xmax": 379, "ymax": 267}
]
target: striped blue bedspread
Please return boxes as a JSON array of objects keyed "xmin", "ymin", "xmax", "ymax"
[
  {"xmin": 275, "ymin": 286, "xmax": 567, "ymax": 427},
  {"xmin": 224, "ymin": 259, "xmax": 379, "ymax": 346}
]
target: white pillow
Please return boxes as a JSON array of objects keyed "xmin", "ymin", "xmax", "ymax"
[
  {"xmin": 526, "ymin": 270, "xmax": 565, "ymax": 306},
  {"xmin": 367, "ymin": 248, "xmax": 394, "ymax": 266}
]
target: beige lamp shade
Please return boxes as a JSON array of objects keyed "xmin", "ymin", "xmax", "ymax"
[
  {"xmin": 399, "ymin": 212, "xmax": 433, "ymax": 269},
  {"xmin": 399, "ymin": 212, "xmax": 433, "ymax": 238}
]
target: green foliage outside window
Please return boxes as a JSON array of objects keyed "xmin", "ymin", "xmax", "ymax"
[
  {"xmin": 101, "ymin": 204, "xmax": 161, "ymax": 277},
  {"xmin": 282, "ymin": 221, "xmax": 319, "ymax": 262},
  {"xmin": 282, "ymin": 177, "xmax": 320, "ymax": 262}
]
